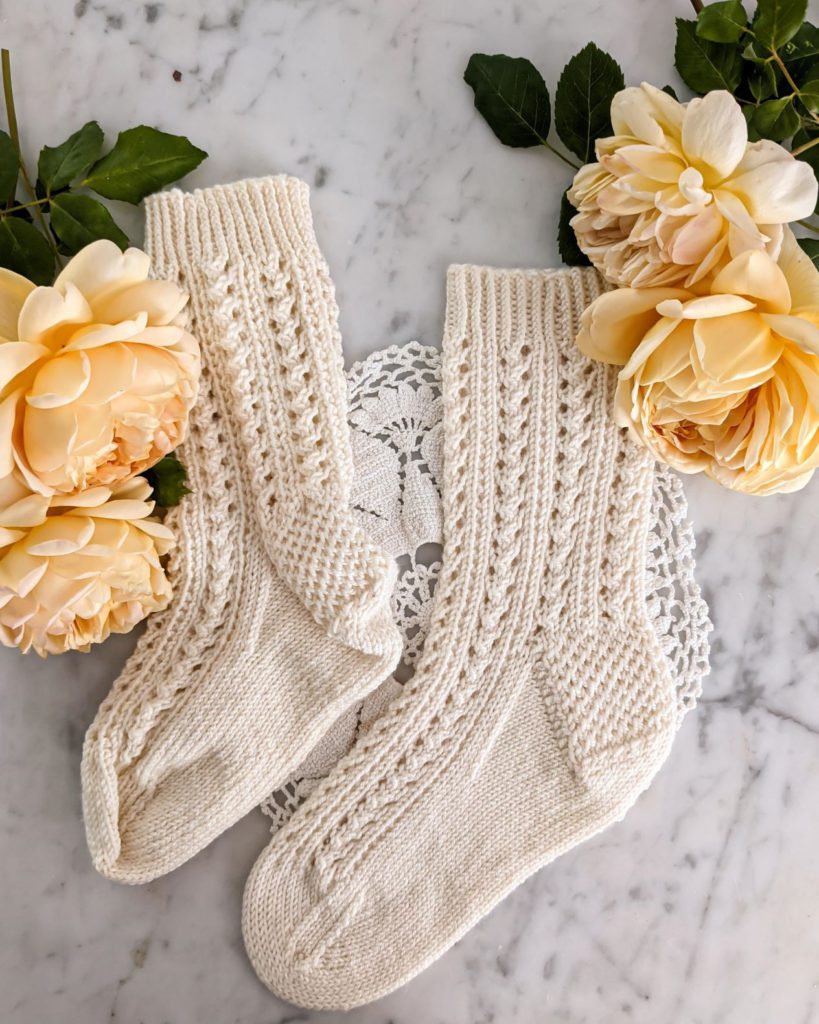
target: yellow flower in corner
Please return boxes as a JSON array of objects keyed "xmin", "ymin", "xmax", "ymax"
[
  {"xmin": 0, "ymin": 240, "xmax": 200, "ymax": 496},
  {"xmin": 0, "ymin": 474, "xmax": 174, "ymax": 655},
  {"xmin": 569, "ymin": 84, "xmax": 818, "ymax": 289},
  {"xmin": 576, "ymin": 230, "xmax": 819, "ymax": 496}
]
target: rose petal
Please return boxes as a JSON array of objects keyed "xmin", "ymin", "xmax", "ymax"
[
  {"xmin": 0, "ymin": 267, "xmax": 36, "ymax": 341},
  {"xmin": 658, "ymin": 294, "xmax": 755, "ymax": 319},
  {"xmin": 0, "ymin": 547, "xmax": 49, "ymax": 596},
  {"xmin": 711, "ymin": 250, "xmax": 791, "ymax": 314},
  {"xmin": 60, "ymin": 313, "xmax": 149, "ymax": 352},
  {"xmin": 0, "ymin": 342, "xmax": 49, "ymax": 393},
  {"xmin": 79, "ymin": 498, "xmax": 155, "ymax": 520},
  {"xmin": 54, "ymin": 240, "xmax": 150, "ymax": 304},
  {"xmin": 93, "ymin": 280, "xmax": 189, "ymax": 327},
  {"xmin": 0, "ymin": 388, "xmax": 22, "ymax": 477},
  {"xmin": 666, "ymin": 204, "xmax": 723, "ymax": 266},
  {"xmin": 24, "ymin": 515, "xmax": 95, "ymax": 556},
  {"xmin": 18, "ymin": 282, "xmax": 93, "ymax": 348},
  {"xmin": 694, "ymin": 311, "xmax": 783, "ymax": 384},
  {"xmin": 713, "ymin": 190, "xmax": 768, "ymax": 247},
  {"xmin": 80, "ymin": 343, "xmax": 137, "ymax": 406},
  {"xmin": 727, "ymin": 140, "xmax": 818, "ymax": 223},
  {"xmin": 26, "ymin": 351, "xmax": 91, "ymax": 409},
  {"xmin": 0, "ymin": 493, "xmax": 49, "ymax": 529},
  {"xmin": 762, "ymin": 313, "xmax": 819, "ymax": 356},
  {"xmin": 23, "ymin": 405, "xmax": 79, "ymax": 473},
  {"xmin": 617, "ymin": 145, "xmax": 686, "ymax": 184},
  {"xmin": 681, "ymin": 91, "xmax": 747, "ymax": 181},
  {"xmin": 577, "ymin": 288, "xmax": 689, "ymax": 366},
  {"xmin": 778, "ymin": 227, "xmax": 819, "ymax": 311},
  {"xmin": 50, "ymin": 486, "xmax": 113, "ymax": 509},
  {"xmin": 132, "ymin": 517, "xmax": 175, "ymax": 544},
  {"xmin": 0, "ymin": 526, "xmax": 25, "ymax": 548}
]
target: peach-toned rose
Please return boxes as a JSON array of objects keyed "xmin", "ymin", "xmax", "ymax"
[
  {"xmin": 577, "ymin": 230, "xmax": 819, "ymax": 495},
  {"xmin": 569, "ymin": 85, "xmax": 818, "ymax": 289},
  {"xmin": 0, "ymin": 475, "xmax": 174, "ymax": 655},
  {"xmin": 0, "ymin": 240, "xmax": 199, "ymax": 496}
]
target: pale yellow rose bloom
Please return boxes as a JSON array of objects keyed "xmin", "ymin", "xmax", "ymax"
[
  {"xmin": 576, "ymin": 230, "xmax": 819, "ymax": 496},
  {"xmin": 569, "ymin": 84, "xmax": 818, "ymax": 289},
  {"xmin": 0, "ymin": 475, "xmax": 174, "ymax": 655},
  {"xmin": 0, "ymin": 240, "xmax": 199, "ymax": 496}
]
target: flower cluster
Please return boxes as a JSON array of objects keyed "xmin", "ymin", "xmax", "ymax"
[
  {"xmin": 0, "ymin": 240, "xmax": 199, "ymax": 654},
  {"xmin": 571, "ymin": 85, "xmax": 819, "ymax": 496}
]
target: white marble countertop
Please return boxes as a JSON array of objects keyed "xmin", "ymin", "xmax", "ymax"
[{"xmin": 1, "ymin": 1, "xmax": 818, "ymax": 1022}]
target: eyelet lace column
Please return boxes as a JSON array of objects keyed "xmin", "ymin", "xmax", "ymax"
[{"xmin": 262, "ymin": 333, "xmax": 711, "ymax": 832}]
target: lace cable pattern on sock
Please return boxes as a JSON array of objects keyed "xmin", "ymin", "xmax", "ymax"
[{"xmin": 262, "ymin": 339, "xmax": 711, "ymax": 830}]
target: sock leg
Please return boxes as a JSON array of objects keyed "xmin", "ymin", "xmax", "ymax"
[
  {"xmin": 242, "ymin": 266, "xmax": 681, "ymax": 1009},
  {"xmin": 81, "ymin": 178, "xmax": 401, "ymax": 883}
]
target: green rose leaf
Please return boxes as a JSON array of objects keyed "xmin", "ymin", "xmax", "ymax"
[
  {"xmin": 49, "ymin": 193, "xmax": 129, "ymax": 255},
  {"xmin": 781, "ymin": 21, "xmax": 819, "ymax": 78},
  {"xmin": 742, "ymin": 39, "xmax": 772, "ymax": 62},
  {"xmin": 142, "ymin": 453, "xmax": 191, "ymax": 508},
  {"xmin": 83, "ymin": 126, "xmax": 208, "ymax": 204},
  {"xmin": 557, "ymin": 192, "xmax": 591, "ymax": 267},
  {"xmin": 753, "ymin": 0, "xmax": 807, "ymax": 51},
  {"xmin": 747, "ymin": 60, "xmax": 779, "ymax": 100},
  {"xmin": 796, "ymin": 236, "xmax": 819, "ymax": 267},
  {"xmin": 0, "ymin": 217, "xmax": 54, "ymax": 284},
  {"xmin": 37, "ymin": 121, "xmax": 104, "ymax": 194},
  {"xmin": 752, "ymin": 94, "xmax": 800, "ymax": 139},
  {"xmin": 697, "ymin": 0, "xmax": 748, "ymax": 43},
  {"xmin": 464, "ymin": 54, "xmax": 551, "ymax": 147},
  {"xmin": 554, "ymin": 43, "xmax": 625, "ymax": 163},
  {"xmin": 0, "ymin": 130, "xmax": 19, "ymax": 203},
  {"xmin": 675, "ymin": 18, "xmax": 743, "ymax": 94},
  {"xmin": 662, "ymin": 84, "xmax": 679, "ymax": 99},
  {"xmin": 742, "ymin": 104, "xmax": 763, "ymax": 141},
  {"xmin": 799, "ymin": 78, "xmax": 819, "ymax": 112}
]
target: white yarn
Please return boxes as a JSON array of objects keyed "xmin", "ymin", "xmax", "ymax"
[
  {"xmin": 81, "ymin": 177, "xmax": 402, "ymax": 884},
  {"xmin": 262, "ymin": 340, "xmax": 711, "ymax": 829}
]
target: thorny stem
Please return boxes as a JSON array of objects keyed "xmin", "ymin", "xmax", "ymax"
[
  {"xmin": 0, "ymin": 48, "xmax": 61, "ymax": 263},
  {"xmin": 689, "ymin": 0, "xmax": 704, "ymax": 13}
]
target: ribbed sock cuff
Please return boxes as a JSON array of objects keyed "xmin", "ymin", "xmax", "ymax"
[
  {"xmin": 145, "ymin": 175, "xmax": 318, "ymax": 271},
  {"xmin": 144, "ymin": 175, "xmax": 353, "ymax": 503}
]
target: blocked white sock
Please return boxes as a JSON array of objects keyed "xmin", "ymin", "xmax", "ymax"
[
  {"xmin": 81, "ymin": 177, "xmax": 401, "ymax": 884},
  {"xmin": 242, "ymin": 266, "xmax": 709, "ymax": 1009}
]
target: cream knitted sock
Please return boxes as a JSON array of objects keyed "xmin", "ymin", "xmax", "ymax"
[
  {"xmin": 242, "ymin": 266, "xmax": 683, "ymax": 1009},
  {"xmin": 81, "ymin": 177, "xmax": 401, "ymax": 884}
]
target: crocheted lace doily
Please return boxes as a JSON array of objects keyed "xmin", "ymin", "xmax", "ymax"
[{"xmin": 261, "ymin": 341, "xmax": 711, "ymax": 829}]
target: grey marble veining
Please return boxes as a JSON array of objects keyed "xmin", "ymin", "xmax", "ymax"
[{"xmin": 1, "ymin": 1, "xmax": 818, "ymax": 1022}]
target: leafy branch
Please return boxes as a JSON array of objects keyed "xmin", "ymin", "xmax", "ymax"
[
  {"xmin": 0, "ymin": 49, "xmax": 208, "ymax": 284},
  {"xmin": 2, "ymin": 50, "xmax": 60, "ymax": 266},
  {"xmin": 464, "ymin": 1, "xmax": 819, "ymax": 268},
  {"xmin": 464, "ymin": 44, "xmax": 627, "ymax": 266},
  {"xmin": 0, "ymin": 52, "xmax": 202, "ymax": 507}
]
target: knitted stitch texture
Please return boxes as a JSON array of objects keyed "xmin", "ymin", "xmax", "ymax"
[
  {"xmin": 81, "ymin": 177, "xmax": 402, "ymax": 884},
  {"xmin": 262, "ymin": 341, "xmax": 710, "ymax": 831},
  {"xmin": 243, "ymin": 266, "xmax": 686, "ymax": 1009}
]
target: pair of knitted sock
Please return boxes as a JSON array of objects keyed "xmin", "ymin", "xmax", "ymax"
[{"xmin": 81, "ymin": 177, "xmax": 707, "ymax": 1009}]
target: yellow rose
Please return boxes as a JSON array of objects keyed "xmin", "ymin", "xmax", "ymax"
[
  {"xmin": 569, "ymin": 84, "xmax": 818, "ymax": 289},
  {"xmin": 0, "ymin": 240, "xmax": 199, "ymax": 496},
  {"xmin": 577, "ymin": 230, "xmax": 819, "ymax": 496},
  {"xmin": 0, "ymin": 474, "xmax": 174, "ymax": 655}
]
